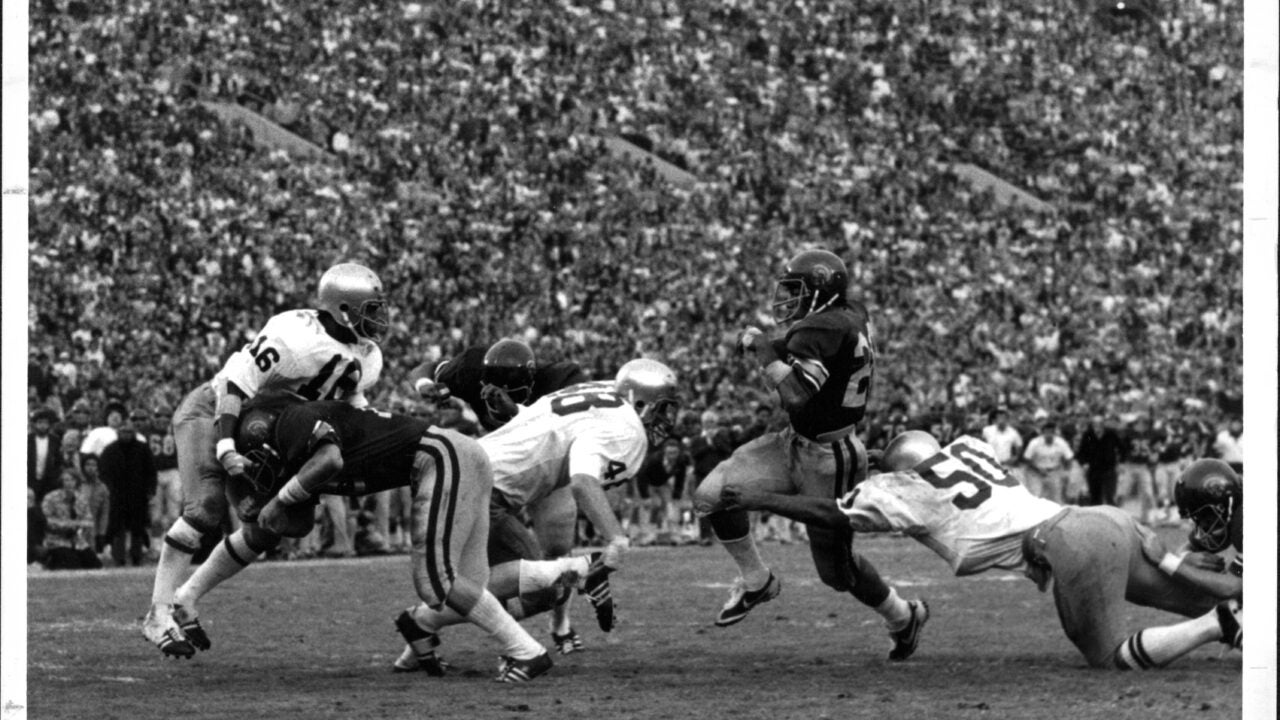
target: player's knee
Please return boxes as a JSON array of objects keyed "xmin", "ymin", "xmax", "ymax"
[
  {"xmin": 241, "ymin": 524, "xmax": 282, "ymax": 555},
  {"xmin": 185, "ymin": 494, "xmax": 228, "ymax": 532},
  {"xmin": 691, "ymin": 474, "xmax": 725, "ymax": 515},
  {"xmin": 813, "ymin": 561, "xmax": 852, "ymax": 592}
]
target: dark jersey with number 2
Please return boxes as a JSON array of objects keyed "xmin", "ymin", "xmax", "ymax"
[
  {"xmin": 773, "ymin": 303, "xmax": 875, "ymax": 440},
  {"xmin": 270, "ymin": 401, "xmax": 430, "ymax": 495}
]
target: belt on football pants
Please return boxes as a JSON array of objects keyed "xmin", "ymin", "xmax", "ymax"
[{"xmin": 1022, "ymin": 506, "xmax": 1073, "ymax": 567}]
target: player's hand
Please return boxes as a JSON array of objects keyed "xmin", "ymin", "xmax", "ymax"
[
  {"xmin": 720, "ymin": 483, "xmax": 763, "ymax": 512},
  {"xmin": 257, "ymin": 497, "xmax": 287, "ymax": 534},
  {"xmin": 1138, "ymin": 527, "xmax": 1166, "ymax": 565},
  {"xmin": 219, "ymin": 450, "xmax": 250, "ymax": 478},
  {"xmin": 866, "ymin": 449, "xmax": 885, "ymax": 472},
  {"xmin": 417, "ymin": 376, "xmax": 453, "ymax": 404},
  {"xmin": 1182, "ymin": 551, "xmax": 1226, "ymax": 573},
  {"xmin": 736, "ymin": 326, "xmax": 765, "ymax": 355},
  {"xmin": 480, "ymin": 383, "xmax": 519, "ymax": 421}
]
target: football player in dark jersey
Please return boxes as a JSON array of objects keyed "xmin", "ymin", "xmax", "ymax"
[
  {"xmin": 167, "ymin": 396, "xmax": 556, "ymax": 682},
  {"xmin": 408, "ymin": 339, "xmax": 588, "ymax": 432},
  {"xmin": 692, "ymin": 249, "xmax": 927, "ymax": 661}
]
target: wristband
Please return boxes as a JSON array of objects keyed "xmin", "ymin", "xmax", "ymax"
[
  {"xmin": 215, "ymin": 438, "xmax": 238, "ymax": 461},
  {"xmin": 763, "ymin": 360, "xmax": 791, "ymax": 387},
  {"xmin": 414, "ymin": 377, "xmax": 434, "ymax": 394},
  {"xmin": 277, "ymin": 476, "xmax": 312, "ymax": 505},
  {"xmin": 1158, "ymin": 552, "xmax": 1184, "ymax": 576}
]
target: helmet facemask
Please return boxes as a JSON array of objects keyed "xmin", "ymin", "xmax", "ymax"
[
  {"xmin": 771, "ymin": 277, "xmax": 811, "ymax": 323},
  {"xmin": 637, "ymin": 396, "xmax": 681, "ymax": 446},
  {"xmin": 481, "ymin": 365, "xmax": 536, "ymax": 413},
  {"xmin": 346, "ymin": 298, "xmax": 389, "ymax": 342},
  {"xmin": 1186, "ymin": 497, "xmax": 1233, "ymax": 553},
  {"xmin": 240, "ymin": 445, "xmax": 284, "ymax": 496}
]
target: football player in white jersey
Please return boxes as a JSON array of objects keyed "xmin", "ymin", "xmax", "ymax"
[
  {"xmin": 143, "ymin": 263, "xmax": 388, "ymax": 658},
  {"xmin": 393, "ymin": 359, "xmax": 680, "ymax": 671},
  {"xmin": 721, "ymin": 431, "xmax": 1240, "ymax": 669}
]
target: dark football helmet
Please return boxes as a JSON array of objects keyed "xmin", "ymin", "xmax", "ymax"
[
  {"xmin": 482, "ymin": 339, "xmax": 537, "ymax": 408},
  {"xmin": 771, "ymin": 249, "xmax": 849, "ymax": 323},
  {"xmin": 1174, "ymin": 458, "xmax": 1241, "ymax": 553},
  {"xmin": 235, "ymin": 405, "xmax": 285, "ymax": 495},
  {"xmin": 317, "ymin": 262, "xmax": 389, "ymax": 342},
  {"xmin": 615, "ymin": 359, "xmax": 681, "ymax": 446}
]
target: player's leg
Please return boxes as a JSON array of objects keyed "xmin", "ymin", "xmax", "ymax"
[
  {"xmin": 530, "ymin": 487, "xmax": 600, "ymax": 650},
  {"xmin": 691, "ymin": 432, "xmax": 791, "ymax": 626},
  {"xmin": 798, "ymin": 435, "xmax": 921, "ymax": 659},
  {"xmin": 1114, "ymin": 601, "xmax": 1242, "ymax": 669},
  {"xmin": 145, "ymin": 385, "xmax": 224, "ymax": 658},
  {"xmin": 404, "ymin": 432, "xmax": 548, "ymax": 681},
  {"xmin": 171, "ymin": 520, "xmax": 286, "ymax": 651},
  {"xmin": 1041, "ymin": 508, "xmax": 1132, "ymax": 667}
]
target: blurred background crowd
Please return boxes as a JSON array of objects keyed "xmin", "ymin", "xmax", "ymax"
[{"xmin": 26, "ymin": 0, "xmax": 1243, "ymax": 565}]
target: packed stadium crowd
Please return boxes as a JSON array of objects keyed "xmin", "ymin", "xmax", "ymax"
[{"xmin": 27, "ymin": 0, "xmax": 1244, "ymax": 569}]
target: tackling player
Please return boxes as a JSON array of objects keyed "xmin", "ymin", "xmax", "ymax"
[
  {"xmin": 168, "ymin": 397, "xmax": 556, "ymax": 682},
  {"xmin": 721, "ymin": 432, "xmax": 1241, "ymax": 669},
  {"xmin": 692, "ymin": 250, "xmax": 926, "ymax": 660},
  {"xmin": 393, "ymin": 359, "xmax": 680, "ymax": 669},
  {"xmin": 143, "ymin": 263, "xmax": 388, "ymax": 658},
  {"xmin": 408, "ymin": 339, "xmax": 588, "ymax": 431}
]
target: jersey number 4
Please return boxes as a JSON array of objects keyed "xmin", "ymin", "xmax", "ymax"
[
  {"xmin": 245, "ymin": 336, "xmax": 362, "ymax": 401},
  {"xmin": 914, "ymin": 443, "xmax": 1018, "ymax": 509}
]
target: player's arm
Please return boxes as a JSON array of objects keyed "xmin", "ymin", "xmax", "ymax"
[
  {"xmin": 720, "ymin": 484, "xmax": 845, "ymax": 528},
  {"xmin": 1140, "ymin": 529, "xmax": 1240, "ymax": 600},
  {"xmin": 568, "ymin": 473, "xmax": 629, "ymax": 568},
  {"xmin": 738, "ymin": 328, "xmax": 816, "ymax": 412},
  {"xmin": 213, "ymin": 381, "xmax": 251, "ymax": 476}
]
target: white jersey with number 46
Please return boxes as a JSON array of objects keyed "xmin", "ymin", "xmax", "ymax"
[
  {"xmin": 839, "ymin": 436, "xmax": 1061, "ymax": 575},
  {"xmin": 481, "ymin": 382, "xmax": 648, "ymax": 509},
  {"xmin": 212, "ymin": 309, "xmax": 383, "ymax": 407}
]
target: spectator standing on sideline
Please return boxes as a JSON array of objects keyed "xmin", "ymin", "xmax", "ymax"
[
  {"xmin": 1212, "ymin": 417, "xmax": 1243, "ymax": 476},
  {"xmin": 1153, "ymin": 420, "xmax": 1190, "ymax": 525},
  {"xmin": 28, "ymin": 407, "xmax": 63, "ymax": 500},
  {"xmin": 81, "ymin": 454, "xmax": 112, "ymax": 556},
  {"xmin": 29, "ymin": 488, "xmax": 48, "ymax": 566},
  {"xmin": 1077, "ymin": 414, "xmax": 1125, "ymax": 506},
  {"xmin": 80, "ymin": 401, "xmax": 127, "ymax": 458},
  {"xmin": 1021, "ymin": 421, "xmax": 1075, "ymax": 504},
  {"xmin": 981, "ymin": 408, "xmax": 1025, "ymax": 470},
  {"xmin": 1119, "ymin": 416, "xmax": 1160, "ymax": 524},
  {"xmin": 39, "ymin": 468, "xmax": 103, "ymax": 570},
  {"xmin": 100, "ymin": 407, "xmax": 158, "ymax": 566}
]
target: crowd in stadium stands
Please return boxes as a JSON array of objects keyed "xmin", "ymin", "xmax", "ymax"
[{"xmin": 27, "ymin": 0, "xmax": 1243, "ymax": 564}]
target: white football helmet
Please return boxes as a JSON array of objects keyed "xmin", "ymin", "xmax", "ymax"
[
  {"xmin": 881, "ymin": 431, "xmax": 942, "ymax": 472},
  {"xmin": 615, "ymin": 359, "xmax": 680, "ymax": 446},
  {"xmin": 317, "ymin": 263, "xmax": 389, "ymax": 342}
]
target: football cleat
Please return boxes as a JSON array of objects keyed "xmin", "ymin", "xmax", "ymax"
[
  {"xmin": 495, "ymin": 652, "xmax": 553, "ymax": 683},
  {"xmin": 394, "ymin": 610, "xmax": 448, "ymax": 676},
  {"xmin": 551, "ymin": 628, "xmax": 584, "ymax": 655},
  {"xmin": 715, "ymin": 572, "xmax": 782, "ymax": 627},
  {"xmin": 1216, "ymin": 599, "xmax": 1242, "ymax": 650},
  {"xmin": 142, "ymin": 604, "xmax": 195, "ymax": 659},
  {"xmin": 888, "ymin": 599, "xmax": 930, "ymax": 661},
  {"xmin": 581, "ymin": 552, "xmax": 615, "ymax": 632},
  {"xmin": 172, "ymin": 603, "xmax": 211, "ymax": 652}
]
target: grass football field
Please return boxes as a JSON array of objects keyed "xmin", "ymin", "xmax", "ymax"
[{"xmin": 26, "ymin": 527, "xmax": 1242, "ymax": 720}]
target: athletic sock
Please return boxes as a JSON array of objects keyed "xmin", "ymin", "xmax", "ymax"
[
  {"xmin": 718, "ymin": 535, "xmax": 771, "ymax": 590},
  {"xmin": 152, "ymin": 517, "xmax": 202, "ymax": 604},
  {"xmin": 519, "ymin": 557, "xmax": 589, "ymax": 596},
  {"xmin": 174, "ymin": 530, "xmax": 259, "ymax": 607},
  {"xmin": 876, "ymin": 587, "xmax": 913, "ymax": 630},
  {"xmin": 1114, "ymin": 611, "xmax": 1222, "ymax": 669},
  {"xmin": 465, "ymin": 591, "xmax": 544, "ymax": 660}
]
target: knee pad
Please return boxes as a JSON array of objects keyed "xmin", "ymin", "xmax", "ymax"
[{"xmin": 166, "ymin": 516, "xmax": 213, "ymax": 554}]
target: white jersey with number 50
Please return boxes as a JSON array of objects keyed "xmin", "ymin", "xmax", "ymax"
[
  {"xmin": 839, "ymin": 436, "xmax": 1061, "ymax": 575},
  {"xmin": 481, "ymin": 382, "xmax": 648, "ymax": 509},
  {"xmin": 212, "ymin": 310, "xmax": 383, "ymax": 407}
]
